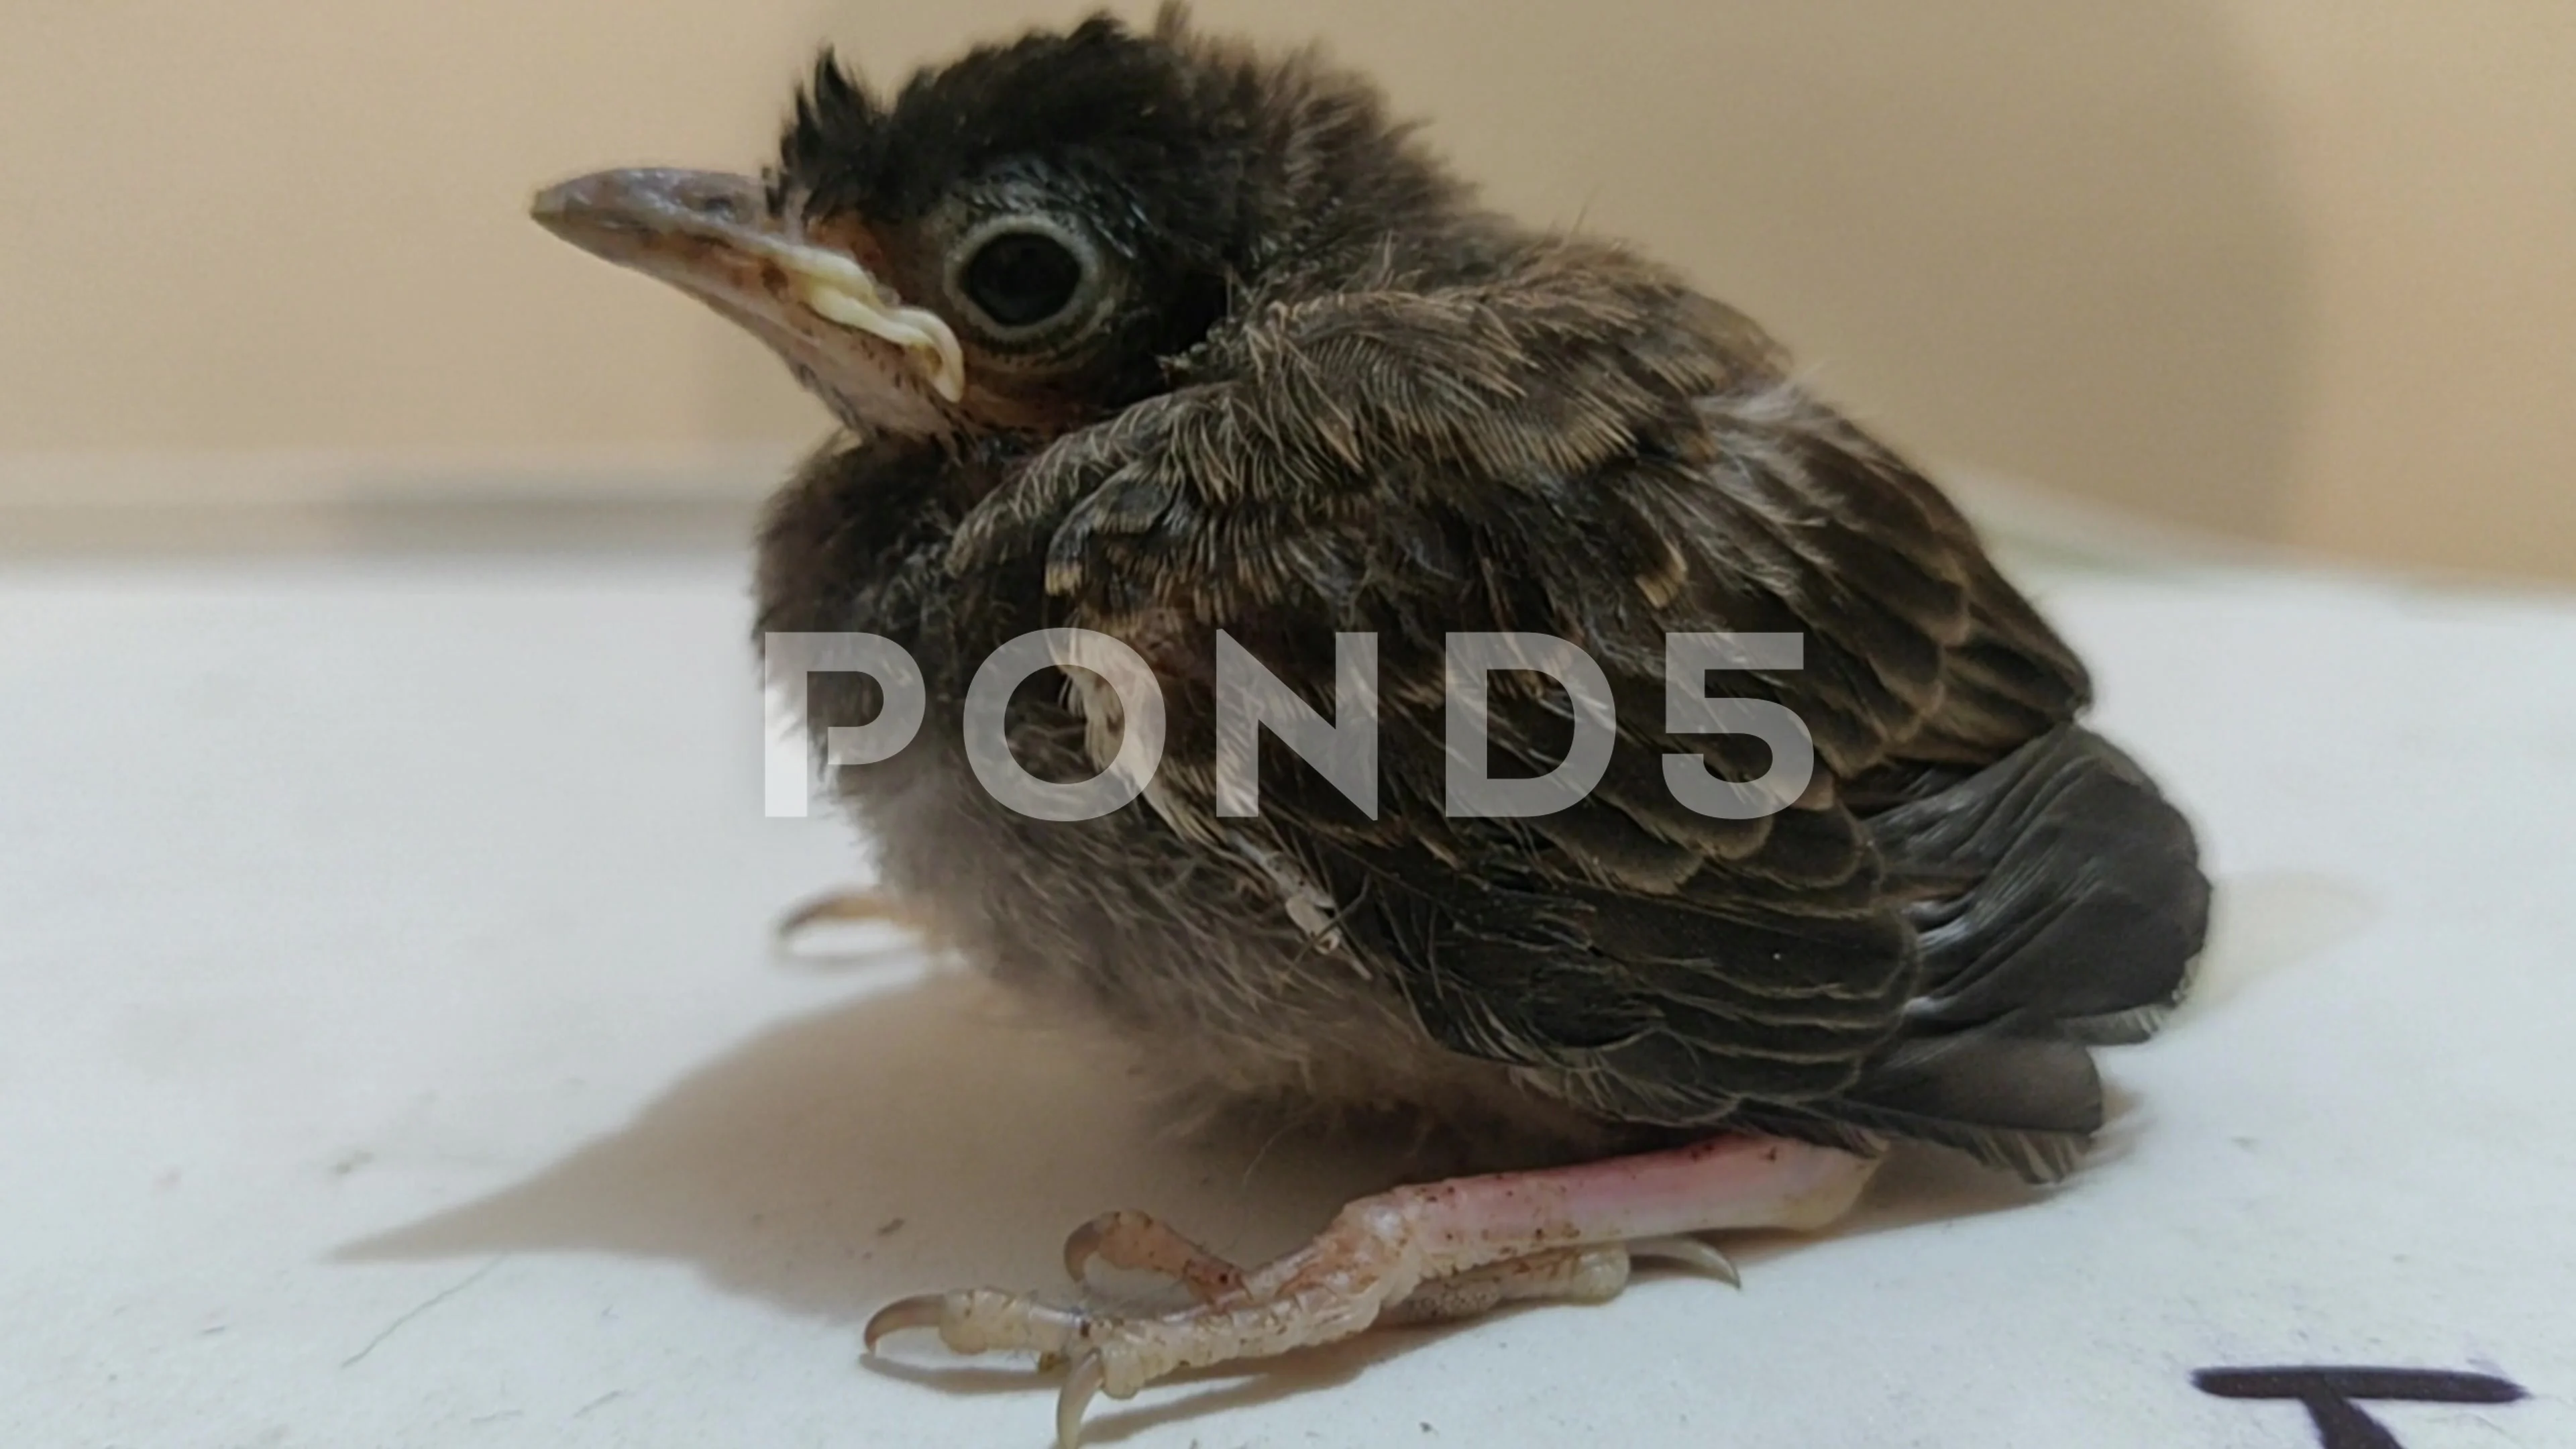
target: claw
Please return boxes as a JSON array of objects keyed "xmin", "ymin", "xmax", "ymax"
[
  {"xmin": 1629, "ymin": 1234, "xmax": 1741, "ymax": 1288},
  {"xmin": 1056, "ymin": 1350, "xmax": 1106, "ymax": 1449},
  {"xmin": 1062, "ymin": 1213, "xmax": 1116, "ymax": 1285},
  {"xmin": 862, "ymin": 1293, "xmax": 949, "ymax": 1352},
  {"xmin": 775, "ymin": 887, "xmax": 936, "ymax": 945}
]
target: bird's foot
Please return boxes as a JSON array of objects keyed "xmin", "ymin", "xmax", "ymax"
[{"xmin": 865, "ymin": 1134, "xmax": 1876, "ymax": 1448}]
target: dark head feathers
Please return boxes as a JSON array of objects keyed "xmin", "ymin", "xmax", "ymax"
[
  {"xmin": 773, "ymin": 7, "xmax": 1470, "ymax": 294},
  {"xmin": 779, "ymin": 12, "xmax": 1255, "ymax": 266},
  {"xmin": 782, "ymin": 17, "xmax": 1201, "ymax": 214}
]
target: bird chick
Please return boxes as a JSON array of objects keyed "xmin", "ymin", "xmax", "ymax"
[{"xmin": 533, "ymin": 9, "xmax": 2208, "ymax": 1445}]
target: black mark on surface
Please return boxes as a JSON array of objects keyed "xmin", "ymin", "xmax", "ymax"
[{"xmin": 2195, "ymin": 1366, "xmax": 2526, "ymax": 1448}]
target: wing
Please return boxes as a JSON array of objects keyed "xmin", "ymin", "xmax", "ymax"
[{"xmin": 947, "ymin": 236, "xmax": 2105, "ymax": 1169}]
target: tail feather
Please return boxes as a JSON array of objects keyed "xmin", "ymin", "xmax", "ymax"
[
  {"xmin": 1876, "ymin": 724, "xmax": 2208, "ymax": 1038},
  {"xmin": 1828, "ymin": 724, "xmax": 2211, "ymax": 1181}
]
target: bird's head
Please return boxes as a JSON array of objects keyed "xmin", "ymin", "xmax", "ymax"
[{"xmin": 532, "ymin": 7, "xmax": 1457, "ymax": 443}]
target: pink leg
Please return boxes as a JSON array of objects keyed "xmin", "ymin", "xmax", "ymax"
[{"xmin": 867, "ymin": 1135, "xmax": 1876, "ymax": 1447}]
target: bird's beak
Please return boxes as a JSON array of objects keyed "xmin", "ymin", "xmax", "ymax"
[{"xmin": 530, "ymin": 168, "xmax": 966, "ymax": 426}]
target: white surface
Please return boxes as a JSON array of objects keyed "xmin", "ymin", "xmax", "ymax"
[{"xmin": 4, "ymin": 543, "xmax": 2573, "ymax": 1448}]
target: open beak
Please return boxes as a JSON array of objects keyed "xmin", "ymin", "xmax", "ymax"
[{"xmin": 530, "ymin": 168, "xmax": 965, "ymax": 425}]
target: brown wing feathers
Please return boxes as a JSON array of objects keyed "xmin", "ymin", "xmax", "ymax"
[{"xmin": 957, "ymin": 238, "xmax": 2204, "ymax": 1183}]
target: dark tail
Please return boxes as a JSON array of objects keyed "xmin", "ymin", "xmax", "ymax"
[{"xmin": 1817, "ymin": 725, "xmax": 2210, "ymax": 1181}]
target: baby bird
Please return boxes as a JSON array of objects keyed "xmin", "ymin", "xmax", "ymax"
[{"xmin": 532, "ymin": 9, "xmax": 2208, "ymax": 1445}]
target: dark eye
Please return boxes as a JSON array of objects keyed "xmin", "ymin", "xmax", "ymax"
[
  {"xmin": 961, "ymin": 230, "xmax": 1084, "ymax": 328},
  {"xmin": 944, "ymin": 214, "xmax": 1109, "ymax": 347}
]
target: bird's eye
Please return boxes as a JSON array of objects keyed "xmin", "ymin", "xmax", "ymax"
[
  {"xmin": 945, "ymin": 215, "xmax": 1107, "ymax": 345},
  {"xmin": 963, "ymin": 231, "xmax": 1081, "ymax": 326}
]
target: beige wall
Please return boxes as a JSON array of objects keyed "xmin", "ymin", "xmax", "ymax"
[
  {"xmin": 0, "ymin": 0, "xmax": 834, "ymax": 458},
  {"xmin": 3, "ymin": 2, "xmax": 2569, "ymax": 579}
]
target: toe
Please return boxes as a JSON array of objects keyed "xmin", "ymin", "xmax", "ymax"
[
  {"xmin": 1056, "ymin": 1351, "xmax": 1106, "ymax": 1449},
  {"xmin": 1061, "ymin": 1212, "xmax": 1122, "ymax": 1283},
  {"xmin": 1061, "ymin": 1208, "xmax": 1246, "ymax": 1302},
  {"xmin": 863, "ymin": 1288, "xmax": 1092, "ymax": 1357}
]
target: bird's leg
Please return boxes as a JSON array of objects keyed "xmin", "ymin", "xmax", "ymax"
[
  {"xmin": 867, "ymin": 1134, "xmax": 1876, "ymax": 1447},
  {"xmin": 1375, "ymin": 1242, "xmax": 1634, "ymax": 1325},
  {"xmin": 1371, "ymin": 1232, "xmax": 1756, "ymax": 1325},
  {"xmin": 1059, "ymin": 1209, "xmax": 1737, "ymax": 1321},
  {"xmin": 1062, "ymin": 1210, "xmax": 1739, "ymax": 1324}
]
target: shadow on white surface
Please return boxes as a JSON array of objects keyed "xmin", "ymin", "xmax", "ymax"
[
  {"xmin": 339, "ymin": 970, "xmax": 1340, "ymax": 1309},
  {"xmin": 337, "ymin": 965, "xmax": 1451, "ymax": 1430},
  {"xmin": 333, "ymin": 869, "xmax": 2365, "ymax": 1435}
]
